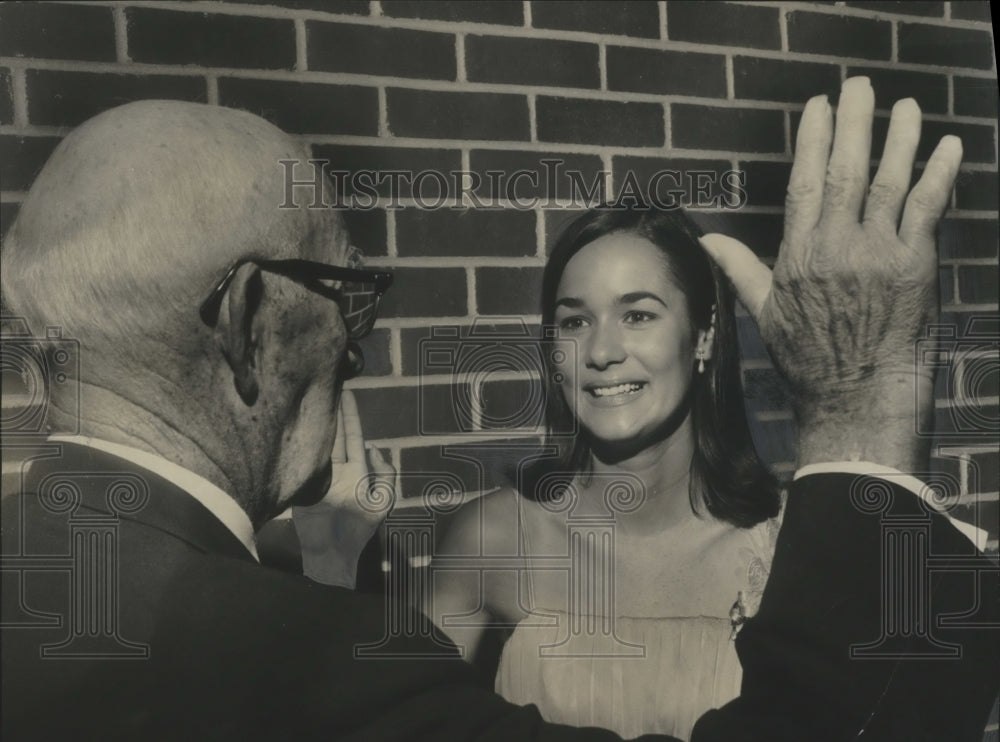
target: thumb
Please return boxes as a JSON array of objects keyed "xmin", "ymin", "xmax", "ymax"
[
  {"xmin": 699, "ymin": 233, "xmax": 773, "ymax": 322},
  {"xmin": 366, "ymin": 444, "xmax": 396, "ymax": 481}
]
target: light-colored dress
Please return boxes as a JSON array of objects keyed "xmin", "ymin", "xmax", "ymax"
[{"xmin": 495, "ymin": 511, "xmax": 782, "ymax": 741}]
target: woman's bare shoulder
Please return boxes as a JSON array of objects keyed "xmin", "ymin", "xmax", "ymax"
[{"xmin": 436, "ymin": 487, "xmax": 533, "ymax": 556}]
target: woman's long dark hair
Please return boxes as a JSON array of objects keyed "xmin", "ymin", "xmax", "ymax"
[{"xmin": 523, "ymin": 204, "xmax": 780, "ymax": 528}]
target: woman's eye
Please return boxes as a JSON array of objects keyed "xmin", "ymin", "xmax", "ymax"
[
  {"xmin": 623, "ymin": 310, "xmax": 656, "ymax": 324},
  {"xmin": 558, "ymin": 316, "xmax": 588, "ymax": 332}
]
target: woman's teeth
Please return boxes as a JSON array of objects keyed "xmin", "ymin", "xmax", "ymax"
[{"xmin": 590, "ymin": 382, "xmax": 643, "ymax": 398}]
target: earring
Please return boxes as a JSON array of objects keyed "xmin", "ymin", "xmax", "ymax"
[{"xmin": 698, "ymin": 304, "xmax": 716, "ymax": 374}]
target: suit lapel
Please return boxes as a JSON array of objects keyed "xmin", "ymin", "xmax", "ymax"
[{"xmin": 23, "ymin": 443, "xmax": 257, "ymax": 563}]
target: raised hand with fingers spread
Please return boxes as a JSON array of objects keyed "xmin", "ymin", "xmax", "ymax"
[{"xmin": 700, "ymin": 76, "xmax": 963, "ymax": 471}]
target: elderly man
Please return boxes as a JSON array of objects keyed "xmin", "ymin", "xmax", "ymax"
[{"xmin": 1, "ymin": 79, "xmax": 997, "ymax": 741}]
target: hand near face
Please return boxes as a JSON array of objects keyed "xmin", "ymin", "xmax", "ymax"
[
  {"xmin": 700, "ymin": 77, "xmax": 963, "ymax": 470},
  {"xmin": 293, "ymin": 390, "xmax": 396, "ymax": 588}
]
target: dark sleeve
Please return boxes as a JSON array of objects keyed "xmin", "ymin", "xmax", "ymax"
[
  {"xmin": 691, "ymin": 473, "xmax": 1000, "ymax": 742},
  {"xmin": 150, "ymin": 560, "xmax": 681, "ymax": 742}
]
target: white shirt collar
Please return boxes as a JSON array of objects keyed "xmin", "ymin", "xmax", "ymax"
[
  {"xmin": 795, "ymin": 461, "xmax": 989, "ymax": 552},
  {"xmin": 49, "ymin": 435, "xmax": 259, "ymax": 561}
]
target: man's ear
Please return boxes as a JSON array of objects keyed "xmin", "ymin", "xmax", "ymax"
[{"xmin": 216, "ymin": 263, "xmax": 264, "ymax": 405}]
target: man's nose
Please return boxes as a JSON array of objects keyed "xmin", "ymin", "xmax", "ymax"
[{"xmin": 584, "ymin": 322, "xmax": 626, "ymax": 370}]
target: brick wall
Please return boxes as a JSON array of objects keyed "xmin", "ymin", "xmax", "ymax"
[{"xmin": 1, "ymin": 2, "xmax": 997, "ymax": 555}]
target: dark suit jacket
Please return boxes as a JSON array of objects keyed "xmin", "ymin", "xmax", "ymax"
[{"xmin": 2, "ymin": 444, "xmax": 997, "ymax": 741}]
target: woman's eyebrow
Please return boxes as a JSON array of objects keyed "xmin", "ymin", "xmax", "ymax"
[
  {"xmin": 554, "ymin": 297, "xmax": 586, "ymax": 310},
  {"xmin": 617, "ymin": 291, "xmax": 668, "ymax": 307}
]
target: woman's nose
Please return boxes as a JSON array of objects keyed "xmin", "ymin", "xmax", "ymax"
[{"xmin": 584, "ymin": 323, "xmax": 626, "ymax": 370}]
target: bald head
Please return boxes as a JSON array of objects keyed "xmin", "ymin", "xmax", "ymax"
[
  {"xmin": 2, "ymin": 100, "xmax": 348, "ymax": 359},
  {"xmin": 3, "ymin": 100, "xmax": 360, "ymax": 523}
]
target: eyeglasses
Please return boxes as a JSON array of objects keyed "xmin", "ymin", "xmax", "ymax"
[{"xmin": 199, "ymin": 258, "xmax": 393, "ymax": 340}]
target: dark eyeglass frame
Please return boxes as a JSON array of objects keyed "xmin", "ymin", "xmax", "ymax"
[{"xmin": 199, "ymin": 258, "xmax": 393, "ymax": 339}]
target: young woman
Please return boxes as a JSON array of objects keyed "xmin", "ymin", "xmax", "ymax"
[{"xmin": 430, "ymin": 204, "xmax": 782, "ymax": 740}]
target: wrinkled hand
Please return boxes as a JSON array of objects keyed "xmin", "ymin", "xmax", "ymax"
[
  {"xmin": 701, "ymin": 77, "xmax": 963, "ymax": 469},
  {"xmin": 293, "ymin": 390, "xmax": 396, "ymax": 588}
]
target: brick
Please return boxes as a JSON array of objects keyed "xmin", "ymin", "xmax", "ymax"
[
  {"xmin": 536, "ymin": 97, "xmax": 663, "ymax": 147},
  {"xmin": 846, "ymin": 67, "xmax": 948, "ymax": 114},
  {"xmin": 695, "ymin": 212, "xmax": 784, "ymax": 260},
  {"xmin": 218, "ymin": 78, "xmax": 376, "ymax": 136},
  {"xmin": 239, "ymin": 0, "xmax": 368, "ymax": 13},
  {"xmin": 476, "ymin": 267, "xmax": 543, "ymax": 315},
  {"xmin": 468, "ymin": 150, "xmax": 606, "ymax": 202},
  {"xmin": 939, "ymin": 219, "xmax": 998, "ymax": 260},
  {"xmin": 971, "ymin": 452, "xmax": 999, "ymax": 493},
  {"xmin": 383, "ymin": 1, "xmax": 523, "ymax": 25},
  {"xmin": 466, "ymin": 35, "xmax": 599, "ymax": 89},
  {"xmin": 666, "ymin": 1, "xmax": 780, "ymax": 50},
  {"xmin": 968, "ymin": 356, "xmax": 1000, "ymax": 398},
  {"xmin": 788, "ymin": 11, "xmax": 891, "ymax": 60},
  {"xmin": 671, "ymin": 104, "xmax": 784, "ymax": 153},
  {"xmin": 928, "ymin": 454, "xmax": 962, "ymax": 483},
  {"xmin": 353, "ymin": 384, "xmax": 458, "ymax": 439},
  {"xmin": 400, "ymin": 321, "xmax": 542, "ymax": 376},
  {"xmin": 737, "ymin": 161, "xmax": 791, "ymax": 208},
  {"xmin": 607, "ymin": 46, "xmax": 726, "ymax": 97},
  {"xmin": 846, "ymin": 1, "xmax": 944, "ymax": 15},
  {"xmin": 377, "ymin": 267, "xmax": 467, "ymax": 318},
  {"xmin": 920, "ymin": 120, "xmax": 994, "ymax": 164},
  {"xmin": 354, "ymin": 327, "xmax": 392, "ymax": 376},
  {"xmin": 0, "ymin": 3, "xmax": 115, "ymax": 62},
  {"xmin": 950, "ymin": 1, "xmax": 992, "ymax": 22},
  {"xmin": 396, "ymin": 445, "xmax": 487, "ymax": 500},
  {"xmin": 543, "ymin": 207, "xmax": 590, "ymax": 251},
  {"xmin": 0, "ymin": 68, "xmax": 12, "ymax": 126},
  {"xmin": 395, "ymin": 209, "xmax": 536, "ymax": 258},
  {"xmin": 1, "ymin": 202, "xmax": 19, "ymax": 247},
  {"xmin": 480, "ymin": 378, "xmax": 545, "ymax": 430},
  {"xmin": 399, "ymin": 440, "xmax": 546, "ymax": 500},
  {"xmin": 0, "ymin": 136, "xmax": 61, "ymax": 192},
  {"xmin": 858, "ymin": 114, "xmax": 997, "ymax": 166},
  {"xmin": 611, "ymin": 157, "xmax": 733, "ymax": 209},
  {"xmin": 939, "ymin": 266, "xmax": 955, "ymax": 305},
  {"xmin": 126, "ymin": 7, "xmax": 295, "ymax": 69},
  {"xmin": 343, "ymin": 208, "xmax": 388, "ymax": 256},
  {"xmin": 953, "ymin": 76, "xmax": 999, "ymax": 119},
  {"xmin": 531, "ymin": 1, "xmax": 659, "ymax": 39},
  {"xmin": 958, "ymin": 266, "xmax": 999, "ymax": 304},
  {"xmin": 387, "ymin": 88, "xmax": 529, "ymax": 141},
  {"xmin": 955, "ymin": 170, "xmax": 999, "ymax": 211},
  {"xmin": 898, "ymin": 22, "xmax": 994, "ymax": 70},
  {"xmin": 938, "ymin": 311, "xmax": 1000, "ymax": 339},
  {"xmin": 734, "ymin": 57, "xmax": 840, "ymax": 105},
  {"xmin": 311, "ymin": 145, "xmax": 462, "ymax": 200},
  {"xmin": 307, "ymin": 22, "xmax": 456, "ymax": 80},
  {"xmin": 26, "ymin": 70, "xmax": 206, "ymax": 128}
]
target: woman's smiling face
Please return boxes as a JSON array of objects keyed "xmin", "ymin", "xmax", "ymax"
[{"xmin": 553, "ymin": 231, "xmax": 709, "ymax": 447}]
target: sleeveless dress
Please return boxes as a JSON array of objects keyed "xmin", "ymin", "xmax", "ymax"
[{"xmin": 495, "ymin": 508, "xmax": 783, "ymax": 741}]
